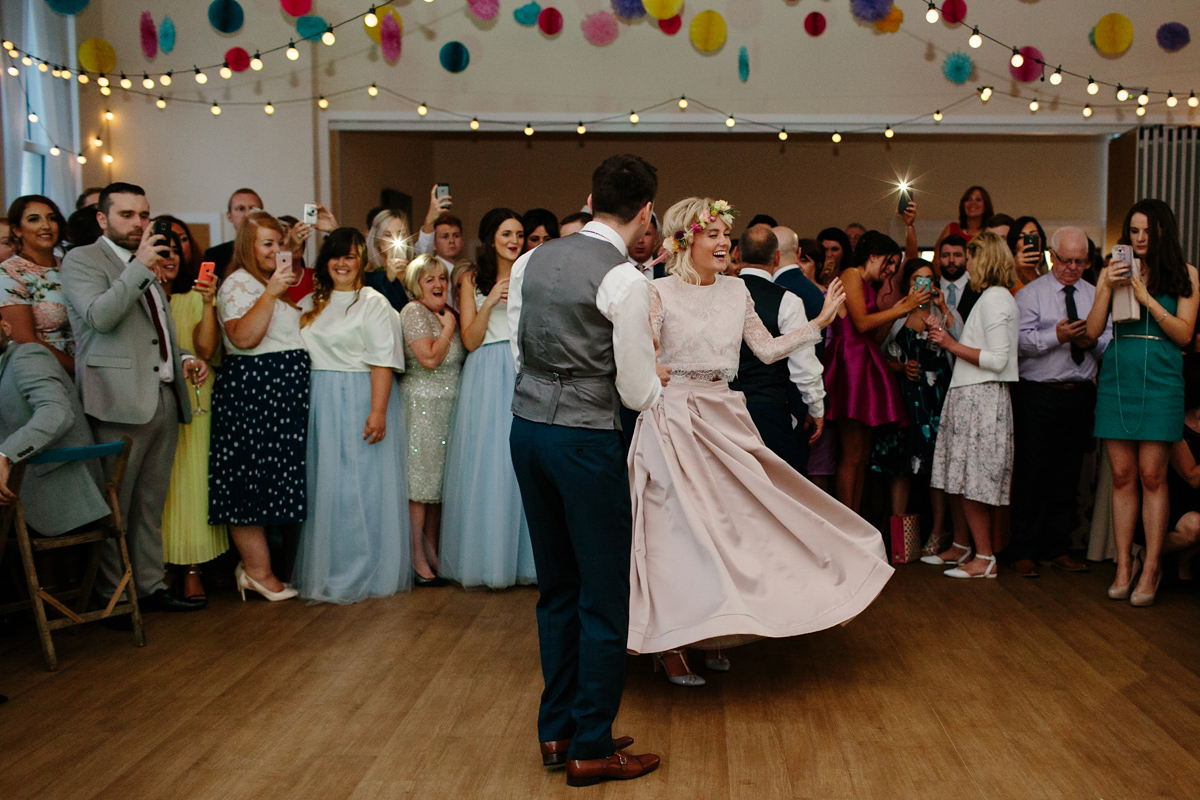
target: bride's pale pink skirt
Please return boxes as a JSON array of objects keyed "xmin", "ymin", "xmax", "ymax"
[{"xmin": 627, "ymin": 377, "xmax": 895, "ymax": 655}]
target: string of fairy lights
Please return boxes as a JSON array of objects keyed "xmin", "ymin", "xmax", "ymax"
[{"xmin": 2, "ymin": 1, "xmax": 1196, "ymax": 166}]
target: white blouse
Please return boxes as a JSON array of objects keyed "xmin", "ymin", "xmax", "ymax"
[
  {"xmin": 298, "ymin": 287, "xmax": 405, "ymax": 372},
  {"xmin": 216, "ymin": 269, "xmax": 305, "ymax": 356},
  {"xmin": 476, "ymin": 288, "xmax": 511, "ymax": 345}
]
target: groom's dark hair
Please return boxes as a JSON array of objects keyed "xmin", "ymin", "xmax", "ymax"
[{"xmin": 591, "ymin": 155, "xmax": 657, "ymax": 224}]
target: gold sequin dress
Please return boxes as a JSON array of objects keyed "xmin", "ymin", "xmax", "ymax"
[{"xmin": 400, "ymin": 302, "xmax": 466, "ymax": 502}]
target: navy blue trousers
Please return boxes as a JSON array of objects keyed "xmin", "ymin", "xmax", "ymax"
[
  {"xmin": 509, "ymin": 417, "xmax": 631, "ymax": 761},
  {"xmin": 746, "ymin": 402, "xmax": 804, "ymax": 474}
]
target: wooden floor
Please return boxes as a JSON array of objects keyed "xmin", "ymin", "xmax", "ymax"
[{"xmin": 3, "ymin": 563, "xmax": 1200, "ymax": 799}]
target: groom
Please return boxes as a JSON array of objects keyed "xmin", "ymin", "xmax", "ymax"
[{"xmin": 509, "ymin": 154, "xmax": 664, "ymax": 787}]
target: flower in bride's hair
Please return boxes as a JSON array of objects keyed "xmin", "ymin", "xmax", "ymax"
[{"xmin": 690, "ymin": 222, "xmax": 704, "ymax": 234}]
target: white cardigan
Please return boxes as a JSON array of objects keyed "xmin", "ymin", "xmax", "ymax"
[{"xmin": 948, "ymin": 285, "xmax": 1020, "ymax": 389}]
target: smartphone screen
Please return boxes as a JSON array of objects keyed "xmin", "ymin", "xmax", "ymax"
[{"xmin": 436, "ymin": 183, "xmax": 450, "ymax": 199}]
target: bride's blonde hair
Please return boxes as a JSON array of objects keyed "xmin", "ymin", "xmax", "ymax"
[{"xmin": 663, "ymin": 196, "xmax": 717, "ymax": 285}]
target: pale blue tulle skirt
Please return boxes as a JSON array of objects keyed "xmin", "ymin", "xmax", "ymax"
[
  {"xmin": 439, "ymin": 341, "xmax": 536, "ymax": 588},
  {"xmin": 294, "ymin": 371, "xmax": 412, "ymax": 603}
]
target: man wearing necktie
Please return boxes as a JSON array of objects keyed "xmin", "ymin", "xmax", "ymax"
[
  {"xmin": 938, "ymin": 234, "xmax": 980, "ymax": 322},
  {"xmin": 1010, "ymin": 227, "xmax": 1111, "ymax": 577},
  {"xmin": 61, "ymin": 183, "xmax": 208, "ymax": 615}
]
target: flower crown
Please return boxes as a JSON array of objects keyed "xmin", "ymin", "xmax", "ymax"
[{"xmin": 667, "ymin": 200, "xmax": 737, "ymax": 253}]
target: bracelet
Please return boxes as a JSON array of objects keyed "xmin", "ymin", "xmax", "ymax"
[{"xmin": 1157, "ymin": 309, "xmax": 1169, "ymax": 322}]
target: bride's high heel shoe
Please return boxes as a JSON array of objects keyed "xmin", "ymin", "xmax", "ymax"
[
  {"xmin": 920, "ymin": 541, "xmax": 971, "ymax": 566},
  {"xmin": 653, "ymin": 649, "xmax": 706, "ymax": 687},
  {"xmin": 235, "ymin": 563, "xmax": 298, "ymax": 602},
  {"xmin": 704, "ymin": 649, "xmax": 731, "ymax": 672}
]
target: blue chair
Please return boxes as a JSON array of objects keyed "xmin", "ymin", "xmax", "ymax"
[{"xmin": 0, "ymin": 437, "xmax": 144, "ymax": 670}]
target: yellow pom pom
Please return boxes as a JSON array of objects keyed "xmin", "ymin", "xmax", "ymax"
[
  {"xmin": 689, "ymin": 10, "xmax": 727, "ymax": 53},
  {"xmin": 77, "ymin": 37, "xmax": 116, "ymax": 75},
  {"xmin": 874, "ymin": 5, "xmax": 904, "ymax": 34},
  {"xmin": 642, "ymin": 0, "xmax": 683, "ymax": 21},
  {"xmin": 1093, "ymin": 12, "xmax": 1134, "ymax": 56},
  {"xmin": 363, "ymin": 5, "xmax": 402, "ymax": 44}
]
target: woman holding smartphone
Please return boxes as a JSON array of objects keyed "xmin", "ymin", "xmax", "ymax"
[
  {"xmin": 1007, "ymin": 216, "xmax": 1048, "ymax": 292},
  {"xmin": 211, "ymin": 212, "xmax": 308, "ymax": 602},
  {"xmin": 157, "ymin": 216, "xmax": 228, "ymax": 604},
  {"xmin": 1087, "ymin": 199, "xmax": 1199, "ymax": 606},
  {"xmin": 440, "ymin": 208, "xmax": 536, "ymax": 588}
]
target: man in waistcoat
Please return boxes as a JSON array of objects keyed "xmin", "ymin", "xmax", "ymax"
[
  {"xmin": 730, "ymin": 225, "xmax": 825, "ymax": 472},
  {"xmin": 508, "ymin": 155, "xmax": 664, "ymax": 788}
]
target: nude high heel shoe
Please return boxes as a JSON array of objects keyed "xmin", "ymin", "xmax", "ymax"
[{"xmin": 235, "ymin": 563, "xmax": 298, "ymax": 602}]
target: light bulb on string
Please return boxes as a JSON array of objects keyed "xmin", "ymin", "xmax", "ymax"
[
  {"xmin": 1167, "ymin": 92, "xmax": 1178, "ymax": 108},
  {"xmin": 629, "ymin": 111, "xmax": 639, "ymax": 124},
  {"xmin": 1, "ymin": 40, "xmax": 10, "ymax": 50},
  {"xmin": 51, "ymin": 65, "xmax": 60, "ymax": 77},
  {"xmin": 91, "ymin": 136, "xmax": 102, "ymax": 147},
  {"xmin": 933, "ymin": 109, "xmax": 943, "ymax": 121},
  {"xmin": 119, "ymin": 73, "xmax": 131, "ymax": 89},
  {"xmin": 49, "ymin": 145, "xmax": 59, "ymax": 156},
  {"xmin": 317, "ymin": 95, "xmax": 329, "ymax": 109},
  {"xmin": 250, "ymin": 53, "xmax": 263, "ymax": 71},
  {"xmin": 104, "ymin": 109, "xmax": 114, "ymax": 120},
  {"xmin": 27, "ymin": 112, "xmax": 37, "ymax": 123},
  {"xmin": 1049, "ymin": 67, "xmax": 1062, "ymax": 86},
  {"xmin": 979, "ymin": 86, "xmax": 993, "ymax": 103},
  {"xmin": 97, "ymin": 74, "xmax": 109, "ymax": 87},
  {"xmin": 192, "ymin": 67, "xmax": 206, "ymax": 84},
  {"xmin": 925, "ymin": 2, "xmax": 939, "ymax": 23},
  {"xmin": 1082, "ymin": 104, "xmax": 1093, "ymax": 118},
  {"xmin": 884, "ymin": 125, "xmax": 895, "ymax": 138},
  {"xmin": 365, "ymin": 6, "xmax": 378, "ymax": 27},
  {"xmin": 287, "ymin": 41, "xmax": 299, "ymax": 60},
  {"xmin": 968, "ymin": 27, "xmax": 982, "ymax": 48},
  {"xmin": 21, "ymin": 56, "xmax": 32, "ymax": 66},
  {"xmin": 102, "ymin": 153, "xmax": 113, "ymax": 164},
  {"xmin": 60, "ymin": 67, "xmax": 71, "ymax": 80},
  {"xmin": 1116, "ymin": 85, "xmax": 1129, "ymax": 102},
  {"xmin": 77, "ymin": 72, "xmax": 89, "ymax": 84},
  {"xmin": 1010, "ymin": 48, "xmax": 1024, "ymax": 68},
  {"xmin": 1190, "ymin": 91, "xmax": 1200, "ymax": 108},
  {"xmin": 156, "ymin": 96, "xmax": 166, "ymax": 109},
  {"xmin": 5, "ymin": 66, "xmax": 16, "ymax": 77},
  {"xmin": 1029, "ymin": 99, "xmax": 1039, "ymax": 112},
  {"xmin": 38, "ymin": 61, "xmax": 49, "ymax": 72},
  {"xmin": 678, "ymin": 96, "xmax": 688, "ymax": 109},
  {"xmin": 211, "ymin": 102, "xmax": 221, "ymax": 116},
  {"xmin": 367, "ymin": 83, "xmax": 378, "ymax": 97},
  {"xmin": 832, "ymin": 131, "xmax": 842, "ymax": 143},
  {"xmin": 1138, "ymin": 90, "xmax": 1149, "ymax": 106},
  {"xmin": 264, "ymin": 102, "xmax": 274, "ymax": 115},
  {"xmin": 159, "ymin": 70, "xmax": 171, "ymax": 86},
  {"xmin": 470, "ymin": 117, "xmax": 480, "ymax": 130},
  {"xmin": 778, "ymin": 128, "xmax": 788, "ymax": 141},
  {"xmin": 577, "ymin": 122, "xmax": 586, "ymax": 134},
  {"xmin": 142, "ymin": 74, "xmax": 154, "ymax": 89},
  {"xmin": 1087, "ymin": 78, "xmax": 1098, "ymax": 95},
  {"xmin": 77, "ymin": 155, "xmax": 86, "ymax": 164},
  {"xmin": 524, "ymin": 123, "xmax": 534, "ymax": 136},
  {"xmin": 417, "ymin": 102, "xmax": 428, "ymax": 115},
  {"xmin": 322, "ymin": 26, "xmax": 336, "ymax": 46},
  {"xmin": 220, "ymin": 62, "xmax": 232, "ymax": 79},
  {"xmin": 1136, "ymin": 105, "xmax": 1146, "ymax": 117},
  {"xmin": 100, "ymin": 85, "xmax": 111, "ymax": 96},
  {"xmin": 725, "ymin": 115, "xmax": 736, "ymax": 128}
]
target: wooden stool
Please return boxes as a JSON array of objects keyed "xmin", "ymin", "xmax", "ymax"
[{"xmin": 0, "ymin": 438, "xmax": 144, "ymax": 670}]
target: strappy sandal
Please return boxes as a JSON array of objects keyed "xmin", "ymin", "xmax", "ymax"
[{"xmin": 920, "ymin": 541, "xmax": 971, "ymax": 566}]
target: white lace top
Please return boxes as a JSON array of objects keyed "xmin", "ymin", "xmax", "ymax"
[
  {"xmin": 216, "ymin": 268, "xmax": 304, "ymax": 356},
  {"xmin": 650, "ymin": 275, "xmax": 821, "ymax": 382}
]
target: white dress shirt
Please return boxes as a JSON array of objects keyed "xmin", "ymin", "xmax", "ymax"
[
  {"xmin": 102, "ymin": 236, "xmax": 174, "ymax": 382},
  {"xmin": 509, "ymin": 220, "xmax": 661, "ymax": 412},
  {"xmin": 1016, "ymin": 271, "xmax": 1111, "ymax": 382},
  {"xmin": 940, "ymin": 273, "xmax": 970, "ymax": 312},
  {"xmin": 414, "ymin": 229, "xmax": 454, "ymax": 273},
  {"xmin": 740, "ymin": 267, "xmax": 825, "ymax": 418}
]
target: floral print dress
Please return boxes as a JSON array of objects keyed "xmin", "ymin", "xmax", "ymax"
[
  {"xmin": 869, "ymin": 325, "xmax": 952, "ymax": 479},
  {"xmin": 0, "ymin": 255, "xmax": 74, "ymax": 356}
]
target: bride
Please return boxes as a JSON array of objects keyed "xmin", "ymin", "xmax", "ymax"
[{"xmin": 628, "ymin": 197, "xmax": 895, "ymax": 685}]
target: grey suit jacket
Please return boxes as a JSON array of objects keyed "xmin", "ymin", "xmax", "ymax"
[
  {"xmin": 0, "ymin": 343, "xmax": 110, "ymax": 535},
  {"xmin": 61, "ymin": 238, "xmax": 192, "ymax": 425}
]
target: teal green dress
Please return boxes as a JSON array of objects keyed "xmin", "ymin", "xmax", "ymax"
[{"xmin": 1094, "ymin": 293, "xmax": 1183, "ymax": 442}]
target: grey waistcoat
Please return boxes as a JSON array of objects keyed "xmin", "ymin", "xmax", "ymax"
[{"xmin": 511, "ymin": 233, "xmax": 629, "ymax": 430}]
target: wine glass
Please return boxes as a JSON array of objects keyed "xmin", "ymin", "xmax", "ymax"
[{"xmin": 190, "ymin": 361, "xmax": 207, "ymax": 415}]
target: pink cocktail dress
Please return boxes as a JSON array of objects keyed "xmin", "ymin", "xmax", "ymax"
[{"xmin": 822, "ymin": 281, "xmax": 907, "ymax": 426}]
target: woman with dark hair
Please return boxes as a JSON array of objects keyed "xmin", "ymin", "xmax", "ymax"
[
  {"xmin": 440, "ymin": 208, "xmax": 535, "ymax": 588},
  {"xmin": 1006, "ymin": 215, "xmax": 1048, "ymax": 291},
  {"xmin": 157, "ymin": 215, "xmax": 228, "ymax": 603},
  {"xmin": 293, "ymin": 227, "xmax": 409, "ymax": 603},
  {"xmin": 822, "ymin": 231, "xmax": 929, "ymax": 513},
  {"xmin": 797, "ymin": 238, "xmax": 825, "ymax": 284},
  {"xmin": 211, "ymin": 212, "xmax": 307, "ymax": 602},
  {"xmin": 521, "ymin": 208, "xmax": 560, "ymax": 252},
  {"xmin": 1087, "ymin": 199, "xmax": 1199, "ymax": 606},
  {"xmin": 816, "ymin": 227, "xmax": 852, "ymax": 287},
  {"xmin": 937, "ymin": 185, "xmax": 993, "ymax": 245},
  {"xmin": 0, "ymin": 195, "xmax": 73, "ymax": 373}
]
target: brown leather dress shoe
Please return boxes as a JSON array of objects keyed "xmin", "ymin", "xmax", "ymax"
[
  {"xmin": 1014, "ymin": 559, "xmax": 1039, "ymax": 578},
  {"xmin": 566, "ymin": 750, "xmax": 660, "ymax": 787},
  {"xmin": 540, "ymin": 736, "xmax": 634, "ymax": 768},
  {"xmin": 1048, "ymin": 555, "xmax": 1089, "ymax": 572}
]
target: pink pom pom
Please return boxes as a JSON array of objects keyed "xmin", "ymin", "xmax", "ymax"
[
  {"xmin": 538, "ymin": 8, "xmax": 563, "ymax": 35},
  {"xmin": 659, "ymin": 15, "xmax": 682, "ymax": 35},
  {"xmin": 941, "ymin": 0, "xmax": 966, "ymax": 25},
  {"xmin": 582, "ymin": 11, "xmax": 619, "ymax": 46},
  {"xmin": 280, "ymin": 0, "xmax": 311, "ymax": 15},
  {"xmin": 1009, "ymin": 45, "xmax": 1043, "ymax": 83},
  {"xmin": 140, "ymin": 11, "xmax": 157, "ymax": 59},
  {"xmin": 381, "ymin": 13, "xmax": 401, "ymax": 63},
  {"xmin": 804, "ymin": 12, "xmax": 826, "ymax": 36},
  {"xmin": 225, "ymin": 47, "xmax": 251, "ymax": 72},
  {"xmin": 468, "ymin": 0, "xmax": 500, "ymax": 22}
]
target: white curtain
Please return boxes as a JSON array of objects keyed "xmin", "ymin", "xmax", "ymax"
[
  {"xmin": 1136, "ymin": 126, "xmax": 1200, "ymax": 267},
  {"xmin": 0, "ymin": 0, "xmax": 80, "ymax": 211}
]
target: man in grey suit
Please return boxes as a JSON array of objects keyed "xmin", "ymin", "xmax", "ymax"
[
  {"xmin": 0, "ymin": 325, "xmax": 110, "ymax": 534},
  {"xmin": 61, "ymin": 182, "xmax": 207, "ymax": 613}
]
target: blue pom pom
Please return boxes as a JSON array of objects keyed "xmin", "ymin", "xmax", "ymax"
[
  {"xmin": 296, "ymin": 15, "xmax": 327, "ymax": 42},
  {"xmin": 738, "ymin": 46, "xmax": 749, "ymax": 82},
  {"xmin": 611, "ymin": 0, "xmax": 645, "ymax": 21},
  {"xmin": 207, "ymin": 0, "xmax": 244, "ymax": 34},
  {"xmin": 1157, "ymin": 22, "xmax": 1190, "ymax": 53},
  {"xmin": 942, "ymin": 51, "xmax": 973, "ymax": 85},
  {"xmin": 159, "ymin": 17, "xmax": 176, "ymax": 54},
  {"xmin": 850, "ymin": 0, "xmax": 892, "ymax": 23},
  {"xmin": 514, "ymin": 2, "xmax": 541, "ymax": 26},
  {"xmin": 45, "ymin": 0, "xmax": 89, "ymax": 14},
  {"xmin": 440, "ymin": 41, "xmax": 470, "ymax": 73}
]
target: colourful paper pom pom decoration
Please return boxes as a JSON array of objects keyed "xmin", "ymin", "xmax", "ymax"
[
  {"xmin": 850, "ymin": 0, "xmax": 892, "ymax": 24},
  {"xmin": 380, "ymin": 13, "xmax": 402, "ymax": 63},
  {"xmin": 46, "ymin": 0, "xmax": 89, "ymax": 14},
  {"xmin": 1157, "ymin": 22, "xmax": 1190, "ymax": 53},
  {"xmin": 468, "ymin": 0, "xmax": 500, "ymax": 22},
  {"xmin": 1093, "ymin": 13, "xmax": 1133, "ymax": 56},
  {"xmin": 364, "ymin": 7, "xmax": 401, "ymax": 43},
  {"xmin": 611, "ymin": 0, "xmax": 646, "ymax": 21},
  {"xmin": 1009, "ymin": 45, "xmax": 1042, "ymax": 82},
  {"xmin": 159, "ymin": 16, "xmax": 176, "ymax": 53},
  {"xmin": 224, "ymin": 46, "xmax": 251, "ymax": 72},
  {"xmin": 208, "ymin": 0, "xmax": 244, "ymax": 34},
  {"xmin": 738, "ymin": 46, "xmax": 749, "ymax": 82},
  {"xmin": 940, "ymin": 0, "xmax": 966, "ymax": 25},
  {"xmin": 439, "ymin": 41, "xmax": 470, "ymax": 73},
  {"xmin": 140, "ymin": 11, "xmax": 157, "ymax": 59},
  {"xmin": 514, "ymin": 2, "xmax": 542, "ymax": 26},
  {"xmin": 874, "ymin": 6, "xmax": 903, "ymax": 33},
  {"xmin": 297, "ymin": 15, "xmax": 328, "ymax": 42},
  {"xmin": 659, "ymin": 15, "xmax": 682, "ymax": 35},
  {"xmin": 280, "ymin": 0, "xmax": 312, "ymax": 16},
  {"xmin": 804, "ymin": 12, "xmax": 826, "ymax": 36},
  {"xmin": 689, "ymin": 10, "xmax": 727, "ymax": 52},
  {"xmin": 538, "ymin": 8, "xmax": 563, "ymax": 35},
  {"xmin": 77, "ymin": 37, "xmax": 116, "ymax": 74},
  {"xmin": 941, "ymin": 51, "xmax": 972, "ymax": 84},
  {"xmin": 642, "ymin": 0, "xmax": 683, "ymax": 21},
  {"xmin": 582, "ymin": 12, "xmax": 620, "ymax": 46}
]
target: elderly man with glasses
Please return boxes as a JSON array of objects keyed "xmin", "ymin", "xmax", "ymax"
[{"xmin": 1009, "ymin": 227, "xmax": 1112, "ymax": 577}]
